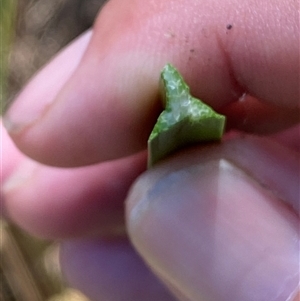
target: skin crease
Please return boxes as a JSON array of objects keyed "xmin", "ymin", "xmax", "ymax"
[{"xmin": 2, "ymin": 0, "xmax": 300, "ymax": 300}]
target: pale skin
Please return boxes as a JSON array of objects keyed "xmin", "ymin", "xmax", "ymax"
[{"xmin": 2, "ymin": 0, "xmax": 300, "ymax": 300}]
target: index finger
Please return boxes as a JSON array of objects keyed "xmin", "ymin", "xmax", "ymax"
[{"xmin": 4, "ymin": 0, "xmax": 299, "ymax": 166}]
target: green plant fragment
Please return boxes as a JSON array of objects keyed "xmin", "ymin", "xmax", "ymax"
[{"xmin": 148, "ymin": 63, "xmax": 226, "ymax": 167}]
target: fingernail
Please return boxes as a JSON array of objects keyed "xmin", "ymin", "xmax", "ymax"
[
  {"xmin": 3, "ymin": 31, "xmax": 91, "ymax": 134},
  {"xmin": 2, "ymin": 160, "xmax": 37, "ymax": 193},
  {"xmin": 3, "ymin": 96, "xmax": 53, "ymax": 134},
  {"xmin": 127, "ymin": 159, "xmax": 300, "ymax": 301}
]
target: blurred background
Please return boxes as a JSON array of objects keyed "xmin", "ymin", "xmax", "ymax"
[{"xmin": 1, "ymin": 0, "xmax": 106, "ymax": 300}]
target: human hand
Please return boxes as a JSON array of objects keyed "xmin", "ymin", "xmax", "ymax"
[{"xmin": 2, "ymin": 0, "xmax": 299, "ymax": 300}]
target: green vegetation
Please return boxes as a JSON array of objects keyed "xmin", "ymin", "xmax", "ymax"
[{"xmin": 148, "ymin": 64, "xmax": 226, "ymax": 167}]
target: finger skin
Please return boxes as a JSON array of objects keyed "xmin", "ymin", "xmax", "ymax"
[
  {"xmin": 126, "ymin": 148, "xmax": 300, "ymax": 301},
  {"xmin": 4, "ymin": 30, "xmax": 92, "ymax": 126},
  {"xmin": 2, "ymin": 119, "xmax": 147, "ymax": 239},
  {"xmin": 4, "ymin": 0, "xmax": 299, "ymax": 166},
  {"xmin": 221, "ymin": 95, "xmax": 300, "ymax": 134},
  {"xmin": 271, "ymin": 125, "xmax": 300, "ymax": 153},
  {"xmin": 1, "ymin": 119, "xmax": 23, "ymax": 182},
  {"xmin": 2, "ymin": 152, "xmax": 146, "ymax": 239},
  {"xmin": 60, "ymin": 238, "xmax": 177, "ymax": 301},
  {"xmin": 1, "ymin": 119, "xmax": 24, "ymax": 216},
  {"xmin": 3, "ymin": 128, "xmax": 299, "ymax": 242}
]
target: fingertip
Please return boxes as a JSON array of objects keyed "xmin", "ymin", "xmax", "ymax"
[
  {"xmin": 1, "ymin": 119, "xmax": 25, "ymax": 218},
  {"xmin": 3, "ymin": 30, "xmax": 93, "ymax": 165},
  {"xmin": 1, "ymin": 119, "xmax": 24, "ymax": 182},
  {"xmin": 5, "ymin": 52, "xmax": 163, "ymax": 167},
  {"xmin": 126, "ymin": 146, "xmax": 299, "ymax": 301},
  {"xmin": 60, "ymin": 238, "xmax": 176, "ymax": 301},
  {"xmin": 2, "ymin": 152, "xmax": 146, "ymax": 240}
]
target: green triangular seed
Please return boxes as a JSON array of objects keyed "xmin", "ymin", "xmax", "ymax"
[{"xmin": 147, "ymin": 63, "xmax": 226, "ymax": 168}]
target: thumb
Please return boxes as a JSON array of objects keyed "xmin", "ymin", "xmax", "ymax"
[{"xmin": 126, "ymin": 136, "xmax": 300, "ymax": 301}]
